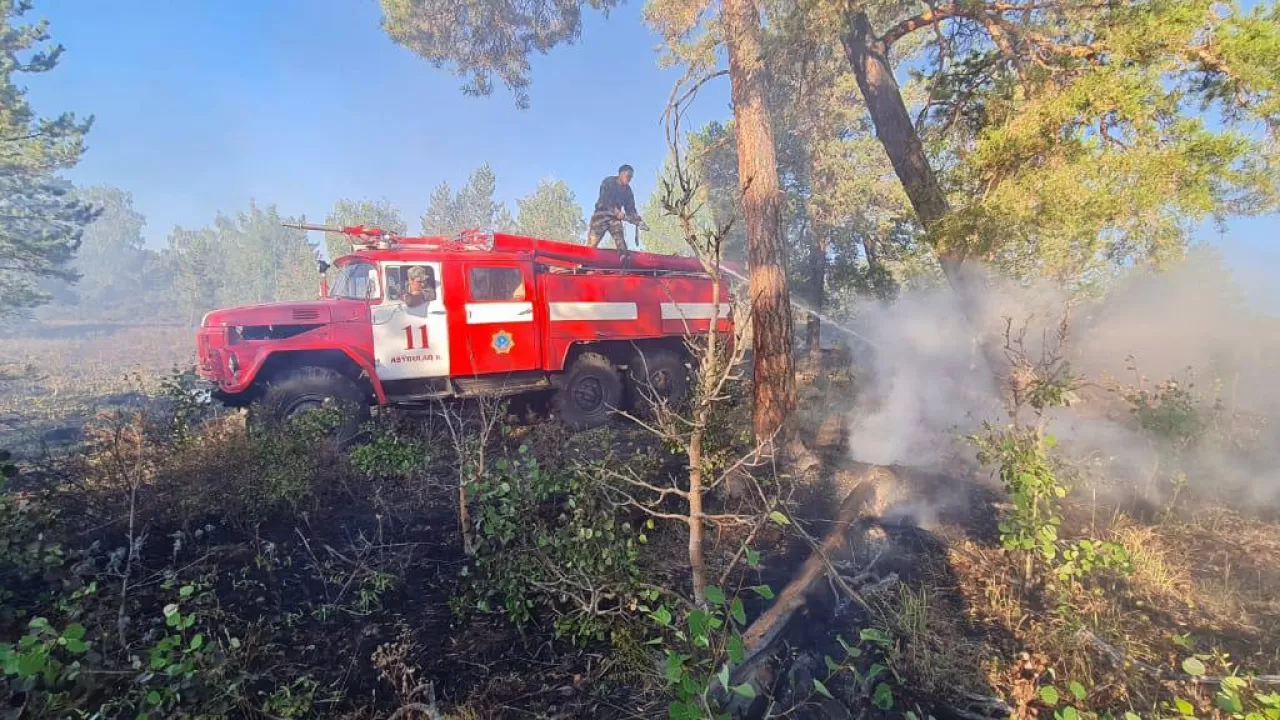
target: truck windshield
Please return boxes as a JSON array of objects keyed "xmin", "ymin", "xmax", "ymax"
[{"xmin": 329, "ymin": 261, "xmax": 379, "ymax": 300}]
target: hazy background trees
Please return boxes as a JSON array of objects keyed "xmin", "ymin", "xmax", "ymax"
[{"xmin": 515, "ymin": 178, "xmax": 586, "ymax": 243}]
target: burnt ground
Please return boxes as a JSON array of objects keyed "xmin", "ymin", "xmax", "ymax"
[{"xmin": 2, "ymin": 330, "xmax": 1279, "ymax": 719}]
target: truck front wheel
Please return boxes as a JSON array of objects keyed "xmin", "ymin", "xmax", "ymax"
[
  {"xmin": 553, "ymin": 352, "xmax": 623, "ymax": 431},
  {"xmin": 247, "ymin": 366, "xmax": 369, "ymax": 446}
]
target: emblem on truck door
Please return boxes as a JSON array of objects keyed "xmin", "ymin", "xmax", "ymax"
[{"xmin": 490, "ymin": 330, "xmax": 515, "ymax": 355}]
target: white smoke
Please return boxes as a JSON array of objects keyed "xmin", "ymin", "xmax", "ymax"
[{"xmin": 842, "ymin": 247, "xmax": 1280, "ymax": 507}]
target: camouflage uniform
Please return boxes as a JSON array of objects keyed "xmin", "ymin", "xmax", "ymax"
[
  {"xmin": 587, "ymin": 173, "xmax": 638, "ymax": 257},
  {"xmin": 586, "ymin": 209, "xmax": 628, "ymax": 252}
]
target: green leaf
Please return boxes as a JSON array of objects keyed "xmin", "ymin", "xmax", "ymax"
[
  {"xmin": 717, "ymin": 664, "xmax": 730, "ymax": 690},
  {"xmin": 745, "ymin": 548, "xmax": 761, "ymax": 567},
  {"xmin": 750, "ymin": 584, "xmax": 774, "ymax": 600},
  {"xmin": 824, "ymin": 655, "xmax": 840, "ymax": 674},
  {"xmin": 63, "ymin": 638, "xmax": 88, "ymax": 654},
  {"xmin": 704, "ymin": 585, "xmax": 726, "ymax": 606},
  {"xmin": 17, "ymin": 651, "xmax": 46, "ymax": 677},
  {"xmin": 1069, "ymin": 681, "xmax": 1087, "ymax": 702},
  {"xmin": 1182, "ymin": 657, "xmax": 1207, "ymax": 677},
  {"xmin": 727, "ymin": 635, "xmax": 745, "ymax": 665},
  {"xmin": 62, "ymin": 623, "xmax": 86, "ymax": 641},
  {"xmin": 664, "ymin": 652, "xmax": 685, "ymax": 684},
  {"xmin": 813, "ymin": 678, "xmax": 834, "ymax": 699},
  {"xmin": 872, "ymin": 682, "xmax": 894, "ymax": 710},
  {"xmin": 652, "ymin": 605, "xmax": 672, "ymax": 627},
  {"xmin": 730, "ymin": 598, "xmax": 747, "ymax": 626},
  {"xmin": 1216, "ymin": 690, "xmax": 1244, "ymax": 714},
  {"xmin": 731, "ymin": 683, "xmax": 756, "ymax": 700},
  {"xmin": 146, "ymin": 690, "xmax": 162, "ymax": 706},
  {"xmin": 1057, "ymin": 708, "xmax": 1081, "ymax": 720},
  {"xmin": 1175, "ymin": 697, "xmax": 1195, "ymax": 715},
  {"xmin": 768, "ymin": 511, "xmax": 790, "ymax": 526},
  {"xmin": 189, "ymin": 634, "xmax": 204, "ymax": 651},
  {"xmin": 859, "ymin": 628, "xmax": 892, "ymax": 646},
  {"xmin": 1039, "ymin": 686, "xmax": 1060, "ymax": 707},
  {"xmin": 179, "ymin": 585, "xmax": 194, "ymax": 598},
  {"xmin": 669, "ymin": 700, "xmax": 700, "ymax": 720},
  {"xmin": 688, "ymin": 609, "xmax": 712, "ymax": 642}
]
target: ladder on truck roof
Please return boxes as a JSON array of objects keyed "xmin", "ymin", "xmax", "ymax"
[{"xmin": 287, "ymin": 222, "xmax": 728, "ymax": 277}]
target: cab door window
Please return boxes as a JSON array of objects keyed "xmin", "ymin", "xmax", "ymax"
[
  {"xmin": 469, "ymin": 266, "xmax": 526, "ymax": 301},
  {"xmin": 385, "ymin": 264, "xmax": 438, "ymax": 308}
]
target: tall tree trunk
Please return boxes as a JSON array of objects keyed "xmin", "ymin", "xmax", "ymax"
[
  {"xmin": 723, "ymin": 0, "xmax": 796, "ymax": 446},
  {"xmin": 805, "ymin": 229, "xmax": 827, "ymax": 365},
  {"xmin": 839, "ymin": 4, "xmax": 1013, "ymax": 392},
  {"xmin": 839, "ymin": 4, "xmax": 966, "ymax": 285}
]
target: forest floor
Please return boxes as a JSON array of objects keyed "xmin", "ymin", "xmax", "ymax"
[{"xmin": 2, "ymin": 323, "xmax": 1278, "ymax": 720}]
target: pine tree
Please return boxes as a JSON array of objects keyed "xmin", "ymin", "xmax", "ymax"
[
  {"xmin": 0, "ymin": 1, "xmax": 98, "ymax": 320},
  {"xmin": 324, "ymin": 198, "xmax": 406, "ymax": 260},
  {"xmin": 420, "ymin": 181, "xmax": 457, "ymax": 236},
  {"xmin": 515, "ymin": 178, "xmax": 587, "ymax": 242}
]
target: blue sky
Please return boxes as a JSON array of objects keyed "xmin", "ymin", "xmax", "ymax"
[
  {"xmin": 21, "ymin": 0, "xmax": 1276, "ymax": 299},
  {"xmin": 24, "ymin": 0, "xmax": 728, "ymax": 249}
]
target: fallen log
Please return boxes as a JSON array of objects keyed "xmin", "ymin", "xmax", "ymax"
[{"xmin": 720, "ymin": 465, "xmax": 896, "ymax": 712}]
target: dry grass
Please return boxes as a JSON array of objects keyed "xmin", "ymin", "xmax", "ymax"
[
  {"xmin": 1113, "ymin": 523, "xmax": 1193, "ymax": 607},
  {"xmin": 0, "ymin": 324, "xmax": 194, "ymax": 451}
]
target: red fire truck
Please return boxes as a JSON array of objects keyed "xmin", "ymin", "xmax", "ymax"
[{"xmin": 195, "ymin": 226, "xmax": 733, "ymax": 439}]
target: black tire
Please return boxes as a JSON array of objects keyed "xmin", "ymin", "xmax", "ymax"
[
  {"xmin": 553, "ymin": 352, "xmax": 623, "ymax": 431},
  {"xmin": 627, "ymin": 348, "xmax": 691, "ymax": 413},
  {"xmin": 246, "ymin": 366, "xmax": 369, "ymax": 447}
]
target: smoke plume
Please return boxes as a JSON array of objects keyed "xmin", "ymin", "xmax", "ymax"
[{"xmin": 842, "ymin": 247, "xmax": 1280, "ymax": 507}]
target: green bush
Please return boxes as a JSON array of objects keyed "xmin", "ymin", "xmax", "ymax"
[
  {"xmin": 970, "ymin": 425, "xmax": 1131, "ymax": 587},
  {"xmin": 456, "ymin": 445, "xmax": 643, "ymax": 646},
  {"xmin": 156, "ymin": 405, "xmax": 347, "ymax": 529},
  {"xmin": 1124, "ymin": 375, "xmax": 1212, "ymax": 450},
  {"xmin": 348, "ymin": 418, "xmax": 430, "ymax": 480},
  {"xmin": 0, "ymin": 454, "xmax": 63, "ymax": 612}
]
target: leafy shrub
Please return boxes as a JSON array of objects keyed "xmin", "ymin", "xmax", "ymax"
[
  {"xmin": 456, "ymin": 445, "xmax": 643, "ymax": 646},
  {"xmin": 154, "ymin": 366, "xmax": 221, "ymax": 447},
  {"xmin": 348, "ymin": 418, "xmax": 430, "ymax": 480},
  {"xmin": 0, "ymin": 455, "xmax": 63, "ymax": 611},
  {"xmin": 153, "ymin": 406, "xmax": 348, "ymax": 528},
  {"xmin": 970, "ymin": 425, "xmax": 1131, "ymax": 587},
  {"xmin": 1125, "ymin": 376, "xmax": 1211, "ymax": 450},
  {"xmin": 2, "ymin": 580, "xmax": 249, "ymax": 719}
]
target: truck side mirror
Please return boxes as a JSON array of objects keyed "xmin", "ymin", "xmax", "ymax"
[{"xmin": 317, "ymin": 259, "xmax": 330, "ymax": 275}]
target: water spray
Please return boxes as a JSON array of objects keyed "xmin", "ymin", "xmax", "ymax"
[{"xmin": 718, "ymin": 265, "xmax": 881, "ymax": 350}]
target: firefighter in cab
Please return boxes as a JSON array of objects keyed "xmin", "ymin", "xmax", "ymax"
[{"xmin": 404, "ymin": 266, "xmax": 431, "ymax": 310}]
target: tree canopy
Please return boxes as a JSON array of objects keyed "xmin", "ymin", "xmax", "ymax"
[
  {"xmin": 323, "ymin": 198, "xmax": 406, "ymax": 260},
  {"xmin": 0, "ymin": 0, "xmax": 97, "ymax": 320},
  {"xmin": 514, "ymin": 178, "xmax": 587, "ymax": 242},
  {"xmin": 379, "ymin": 0, "xmax": 623, "ymax": 108},
  {"xmin": 420, "ymin": 164, "xmax": 518, "ymax": 236}
]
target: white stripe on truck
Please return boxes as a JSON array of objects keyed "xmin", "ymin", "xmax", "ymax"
[
  {"xmin": 660, "ymin": 302, "xmax": 732, "ymax": 321},
  {"xmin": 548, "ymin": 301, "xmax": 639, "ymax": 321},
  {"xmin": 465, "ymin": 302, "xmax": 534, "ymax": 325}
]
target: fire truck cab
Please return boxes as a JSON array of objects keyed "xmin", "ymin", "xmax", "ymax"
[{"xmin": 196, "ymin": 227, "xmax": 733, "ymax": 440}]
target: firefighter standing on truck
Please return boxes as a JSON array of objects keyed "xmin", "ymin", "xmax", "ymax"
[{"xmin": 587, "ymin": 164, "xmax": 643, "ymax": 260}]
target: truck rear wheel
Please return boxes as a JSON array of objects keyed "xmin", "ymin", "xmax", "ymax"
[
  {"xmin": 247, "ymin": 366, "xmax": 369, "ymax": 447},
  {"xmin": 553, "ymin": 352, "xmax": 623, "ymax": 431},
  {"xmin": 628, "ymin": 348, "xmax": 691, "ymax": 412}
]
